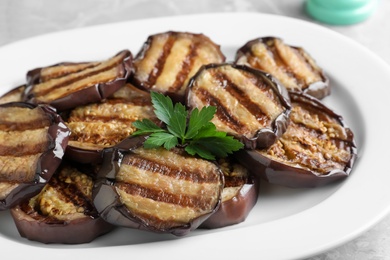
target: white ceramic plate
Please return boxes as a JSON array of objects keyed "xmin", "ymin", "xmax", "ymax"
[{"xmin": 1, "ymin": 12, "xmax": 390, "ymax": 260}]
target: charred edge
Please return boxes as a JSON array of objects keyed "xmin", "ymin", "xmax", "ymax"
[
  {"xmin": 124, "ymin": 154, "xmax": 221, "ymax": 183},
  {"xmin": 116, "ymin": 181, "xmax": 215, "ymax": 211}
]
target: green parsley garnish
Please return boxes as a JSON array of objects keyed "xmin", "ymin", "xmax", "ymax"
[{"xmin": 132, "ymin": 91, "xmax": 244, "ymax": 160}]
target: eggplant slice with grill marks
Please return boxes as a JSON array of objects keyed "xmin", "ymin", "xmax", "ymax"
[
  {"xmin": 200, "ymin": 157, "xmax": 259, "ymax": 229},
  {"xmin": 132, "ymin": 31, "xmax": 226, "ymax": 103},
  {"xmin": 236, "ymin": 92, "xmax": 357, "ymax": 188},
  {"xmin": 11, "ymin": 162, "xmax": 114, "ymax": 244},
  {"xmin": 0, "ymin": 85, "xmax": 26, "ymax": 104},
  {"xmin": 93, "ymin": 136, "xmax": 224, "ymax": 236},
  {"xmin": 64, "ymin": 83, "xmax": 160, "ymax": 164},
  {"xmin": 186, "ymin": 63, "xmax": 291, "ymax": 150},
  {"xmin": 0, "ymin": 102, "xmax": 70, "ymax": 210},
  {"xmin": 24, "ymin": 50, "xmax": 133, "ymax": 112},
  {"xmin": 235, "ymin": 37, "xmax": 330, "ymax": 99}
]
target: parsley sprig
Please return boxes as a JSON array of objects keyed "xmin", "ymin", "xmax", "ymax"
[{"xmin": 132, "ymin": 92, "xmax": 244, "ymax": 160}]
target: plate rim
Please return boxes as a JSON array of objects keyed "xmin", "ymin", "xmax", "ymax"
[{"xmin": 1, "ymin": 12, "xmax": 390, "ymax": 260}]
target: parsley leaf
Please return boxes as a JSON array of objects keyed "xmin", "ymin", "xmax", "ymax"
[
  {"xmin": 132, "ymin": 91, "xmax": 244, "ymax": 160},
  {"xmin": 144, "ymin": 132, "xmax": 178, "ymax": 150},
  {"xmin": 185, "ymin": 106, "xmax": 216, "ymax": 139}
]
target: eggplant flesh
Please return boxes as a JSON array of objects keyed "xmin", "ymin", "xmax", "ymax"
[
  {"xmin": 93, "ymin": 137, "xmax": 224, "ymax": 236},
  {"xmin": 64, "ymin": 83, "xmax": 159, "ymax": 164},
  {"xmin": 237, "ymin": 92, "xmax": 357, "ymax": 188},
  {"xmin": 0, "ymin": 102, "xmax": 70, "ymax": 210},
  {"xmin": 132, "ymin": 31, "xmax": 226, "ymax": 103},
  {"xmin": 24, "ymin": 50, "xmax": 133, "ymax": 112},
  {"xmin": 235, "ymin": 37, "xmax": 330, "ymax": 99},
  {"xmin": 186, "ymin": 63, "xmax": 291, "ymax": 149},
  {"xmin": 11, "ymin": 162, "xmax": 114, "ymax": 244}
]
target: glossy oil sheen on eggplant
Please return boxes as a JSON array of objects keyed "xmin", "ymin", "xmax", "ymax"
[{"xmin": 0, "ymin": 102, "xmax": 69, "ymax": 210}]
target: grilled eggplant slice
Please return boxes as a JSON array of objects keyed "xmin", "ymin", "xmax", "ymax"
[
  {"xmin": 0, "ymin": 85, "xmax": 26, "ymax": 104},
  {"xmin": 235, "ymin": 37, "xmax": 330, "ymax": 99},
  {"xmin": 64, "ymin": 83, "xmax": 159, "ymax": 164},
  {"xmin": 25, "ymin": 50, "xmax": 133, "ymax": 111},
  {"xmin": 11, "ymin": 162, "xmax": 114, "ymax": 244},
  {"xmin": 93, "ymin": 136, "xmax": 224, "ymax": 236},
  {"xmin": 132, "ymin": 31, "xmax": 226, "ymax": 102},
  {"xmin": 236, "ymin": 92, "xmax": 357, "ymax": 188},
  {"xmin": 186, "ymin": 63, "xmax": 291, "ymax": 150},
  {"xmin": 0, "ymin": 102, "xmax": 69, "ymax": 210},
  {"xmin": 200, "ymin": 157, "xmax": 259, "ymax": 229}
]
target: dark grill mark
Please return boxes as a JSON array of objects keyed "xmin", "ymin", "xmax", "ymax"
[
  {"xmin": 195, "ymin": 87, "xmax": 248, "ymax": 134},
  {"xmin": 105, "ymin": 97, "xmax": 152, "ymax": 107},
  {"xmin": 278, "ymin": 122, "xmax": 351, "ymax": 172},
  {"xmin": 69, "ymin": 115, "xmax": 138, "ymax": 124},
  {"xmin": 212, "ymin": 70, "xmax": 272, "ymax": 126},
  {"xmin": 48, "ymin": 175, "xmax": 96, "ymax": 217},
  {"xmin": 146, "ymin": 36, "xmax": 176, "ymax": 89},
  {"xmin": 224, "ymin": 175, "xmax": 246, "ymax": 188},
  {"xmin": 41, "ymin": 63, "xmax": 99, "ymax": 82},
  {"xmin": 123, "ymin": 154, "xmax": 220, "ymax": 183},
  {"xmin": 33, "ymin": 52, "xmax": 128, "ymax": 98},
  {"xmin": 268, "ymin": 42, "xmax": 307, "ymax": 88},
  {"xmin": 0, "ymin": 118, "xmax": 51, "ymax": 131},
  {"xmin": 0, "ymin": 140, "xmax": 49, "ymax": 156},
  {"xmin": 168, "ymin": 41, "xmax": 199, "ymax": 93},
  {"xmin": 116, "ymin": 181, "xmax": 214, "ymax": 211}
]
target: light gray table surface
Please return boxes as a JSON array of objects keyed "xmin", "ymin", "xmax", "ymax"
[{"xmin": 1, "ymin": 0, "xmax": 390, "ymax": 259}]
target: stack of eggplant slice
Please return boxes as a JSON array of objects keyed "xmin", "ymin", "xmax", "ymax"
[
  {"xmin": 0, "ymin": 50, "xmax": 134, "ymax": 244},
  {"xmin": 234, "ymin": 36, "xmax": 357, "ymax": 188},
  {"xmin": 0, "ymin": 31, "xmax": 357, "ymax": 244}
]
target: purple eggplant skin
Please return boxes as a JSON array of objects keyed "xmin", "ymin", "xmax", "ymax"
[
  {"xmin": 200, "ymin": 174, "xmax": 259, "ymax": 229},
  {"xmin": 24, "ymin": 50, "xmax": 133, "ymax": 112},
  {"xmin": 236, "ymin": 92, "xmax": 357, "ymax": 188},
  {"xmin": 185, "ymin": 63, "xmax": 292, "ymax": 150},
  {"xmin": 10, "ymin": 162, "xmax": 114, "ymax": 244},
  {"xmin": 93, "ymin": 135, "xmax": 223, "ymax": 236},
  {"xmin": 64, "ymin": 145, "xmax": 104, "ymax": 165},
  {"xmin": 10, "ymin": 205, "xmax": 114, "ymax": 244},
  {"xmin": 0, "ymin": 102, "xmax": 70, "ymax": 210}
]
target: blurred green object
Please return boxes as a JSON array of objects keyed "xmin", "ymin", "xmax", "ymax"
[{"xmin": 306, "ymin": 0, "xmax": 378, "ymax": 25}]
